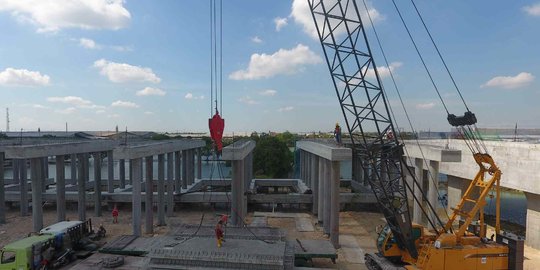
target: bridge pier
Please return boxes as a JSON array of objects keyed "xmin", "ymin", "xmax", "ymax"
[
  {"xmin": 166, "ymin": 152, "xmax": 174, "ymax": 216},
  {"xmin": 145, "ymin": 156, "xmax": 154, "ymax": 234},
  {"xmin": 413, "ymin": 158, "xmax": 424, "ymax": 224},
  {"xmin": 56, "ymin": 155, "xmax": 66, "ymax": 222}
]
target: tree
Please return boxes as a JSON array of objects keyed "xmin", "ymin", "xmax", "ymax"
[{"xmin": 253, "ymin": 136, "xmax": 293, "ymax": 178}]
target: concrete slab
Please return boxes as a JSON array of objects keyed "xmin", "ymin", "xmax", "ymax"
[
  {"xmin": 168, "ymin": 224, "xmax": 287, "ymax": 241},
  {"xmin": 296, "ymin": 217, "xmax": 315, "ymax": 232},
  {"xmin": 340, "ymin": 234, "xmax": 365, "ymax": 264},
  {"xmin": 294, "ymin": 239, "xmax": 336, "ymax": 259},
  {"xmin": 221, "ymin": 139, "xmax": 255, "ymax": 161},
  {"xmin": 71, "ymin": 253, "xmax": 149, "ymax": 270}
]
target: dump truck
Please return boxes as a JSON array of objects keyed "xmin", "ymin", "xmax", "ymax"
[{"xmin": 0, "ymin": 219, "xmax": 95, "ymax": 270}]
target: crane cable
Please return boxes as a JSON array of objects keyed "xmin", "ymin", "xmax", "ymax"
[
  {"xmin": 210, "ymin": 0, "xmax": 223, "ymax": 117},
  {"xmin": 360, "ymin": 0, "xmax": 449, "ymax": 231}
]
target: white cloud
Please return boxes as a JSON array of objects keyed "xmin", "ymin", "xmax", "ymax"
[
  {"xmin": 184, "ymin": 93, "xmax": 204, "ymax": 100},
  {"xmin": 274, "ymin": 17, "xmax": 288, "ymax": 31},
  {"xmin": 369, "ymin": 62, "xmax": 403, "ymax": 79},
  {"xmin": 32, "ymin": 104, "xmax": 49, "ymax": 109},
  {"xmin": 111, "ymin": 100, "xmax": 139, "ymax": 108},
  {"xmin": 56, "ymin": 107, "xmax": 77, "ymax": 114},
  {"xmin": 107, "ymin": 114, "xmax": 120, "ymax": 118},
  {"xmin": 238, "ymin": 96, "xmax": 259, "ymax": 105},
  {"xmin": 251, "ymin": 36, "xmax": 263, "ymax": 43},
  {"xmin": 0, "ymin": 68, "xmax": 50, "ymax": 86},
  {"xmin": 79, "ymin": 38, "xmax": 100, "ymax": 49},
  {"xmin": 481, "ymin": 72, "xmax": 534, "ymax": 89},
  {"xmin": 0, "ymin": 0, "xmax": 131, "ymax": 33},
  {"xmin": 144, "ymin": 111, "xmax": 154, "ymax": 115},
  {"xmin": 110, "ymin": 45, "xmax": 133, "ymax": 52},
  {"xmin": 47, "ymin": 96, "xmax": 103, "ymax": 109},
  {"xmin": 95, "ymin": 110, "xmax": 106, "ymax": 114},
  {"xmin": 415, "ymin": 102, "xmax": 436, "ymax": 110},
  {"xmin": 93, "ymin": 59, "xmax": 161, "ymax": 83},
  {"xmin": 259, "ymin": 89, "xmax": 277, "ymax": 96},
  {"xmin": 229, "ymin": 44, "xmax": 322, "ymax": 80},
  {"xmin": 291, "ymin": 0, "xmax": 383, "ymax": 39},
  {"xmin": 136, "ymin": 87, "xmax": 166, "ymax": 96},
  {"xmin": 278, "ymin": 106, "xmax": 294, "ymax": 112},
  {"xmin": 523, "ymin": 3, "xmax": 540, "ymax": 16}
]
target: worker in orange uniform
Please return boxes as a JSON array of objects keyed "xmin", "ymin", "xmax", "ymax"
[
  {"xmin": 334, "ymin": 122, "xmax": 342, "ymax": 145},
  {"xmin": 112, "ymin": 205, "xmax": 119, "ymax": 224},
  {"xmin": 215, "ymin": 220, "xmax": 224, "ymax": 248}
]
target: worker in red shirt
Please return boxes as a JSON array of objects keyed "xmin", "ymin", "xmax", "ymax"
[
  {"xmin": 112, "ymin": 205, "xmax": 119, "ymax": 224},
  {"xmin": 215, "ymin": 220, "xmax": 224, "ymax": 248}
]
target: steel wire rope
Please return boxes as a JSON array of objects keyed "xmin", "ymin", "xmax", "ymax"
[
  {"xmin": 209, "ymin": 0, "xmax": 214, "ymax": 117},
  {"xmin": 219, "ymin": 0, "xmax": 223, "ymax": 115},
  {"xmin": 361, "ymin": 0, "xmax": 450, "ymax": 229},
  {"xmin": 390, "ymin": 0, "xmax": 449, "ymax": 115},
  {"xmin": 408, "ymin": 0, "xmax": 470, "ymax": 112}
]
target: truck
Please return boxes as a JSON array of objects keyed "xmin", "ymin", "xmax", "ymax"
[{"xmin": 0, "ymin": 219, "xmax": 95, "ymax": 270}]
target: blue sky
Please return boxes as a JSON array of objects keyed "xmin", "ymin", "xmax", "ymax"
[{"xmin": 0, "ymin": 0, "xmax": 538, "ymax": 134}]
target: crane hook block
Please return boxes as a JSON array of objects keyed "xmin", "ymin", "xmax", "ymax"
[
  {"xmin": 447, "ymin": 111, "xmax": 477, "ymax": 127},
  {"xmin": 209, "ymin": 111, "xmax": 225, "ymax": 153}
]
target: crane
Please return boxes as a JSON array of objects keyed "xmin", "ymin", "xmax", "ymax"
[{"xmin": 307, "ymin": 0, "xmax": 523, "ymax": 269}]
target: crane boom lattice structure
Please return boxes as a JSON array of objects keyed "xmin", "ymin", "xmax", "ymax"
[{"xmin": 308, "ymin": 0, "xmax": 417, "ymax": 258}]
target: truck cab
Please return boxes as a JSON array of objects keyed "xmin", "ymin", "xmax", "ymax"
[{"xmin": 0, "ymin": 234, "xmax": 54, "ymax": 270}]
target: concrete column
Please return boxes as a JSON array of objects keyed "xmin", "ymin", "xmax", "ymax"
[
  {"xmin": 175, "ymin": 151, "xmax": 181, "ymax": 193},
  {"xmin": 299, "ymin": 150, "xmax": 303, "ymax": 180},
  {"xmin": 231, "ymin": 159, "xmax": 245, "ymax": 226},
  {"xmin": 188, "ymin": 149, "xmax": 194, "ymax": 185},
  {"xmin": 131, "ymin": 158, "xmax": 142, "ymax": 236},
  {"xmin": 145, "ymin": 156, "xmax": 153, "ymax": 234},
  {"xmin": 41, "ymin": 157, "xmax": 47, "ymax": 191},
  {"xmin": 56, "ymin": 155, "xmax": 66, "ymax": 222},
  {"xmin": 30, "ymin": 158, "xmax": 43, "ymax": 232},
  {"xmin": 166, "ymin": 152, "xmax": 174, "ymax": 216},
  {"xmin": 78, "ymin": 154, "xmax": 87, "ymax": 221},
  {"xmin": 323, "ymin": 160, "xmax": 331, "ymax": 234},
  {"xmin": 94, "ymin": 153, "xmax": 102, "ymax": 217},
  {"xmin": 413, "ymin": 158, "xmax": 424, "ymax": 224},
  {"xmin": 311, "ymin": 155, "xmax": 319, "ymax": 215},
  {"xmin": 0, "ymin": 153, "xmax": 5, "ymax": 224},
  {"xmin": 129, "ymin": 159, "xmax": 133, "ymax": 186},
  {"xmin": 363, "ymin": 160, "xmax": 370, "ymax": 186},
  {"xmin": 306, "ymin": 154, "xmax": 311, "ymax": 187},
  {"xmin": 43, "ymin": 156, "xmax": 49, "ymax": 179},
  {"xmin": 317, "ymin": 157, "xmax": 324, "ymax": 223},
  {"xmin": 447, "ymin": 175, "xmax": 463, "ymax": 213},
  {"xmin": 330, "ymin": 160, "xmax": 340, "ymax": 248},
  {"xmin": 107, "ymin": 151, "xmax": 114, "ymax": 193},
  {"xmin": 119, "ymin": 159, "xmax": 126, "ymax": 189},
  {"xmin": 157, "ymin": 154, "xmax": 166, "ymax": 226},
  {"xmin": 197, "ymin": 148, "xmax": 202, "ymax": 179},
  {"xmin": 70, "ymin": 154, "xmax": 77, "ymax": 184},
  {"xmin": 18, "ymin": 160, "xmax": 29, "ymax": 216},
  {"xmin": 427, "ymin": 160, "xmax": 440, "ymax": 229},
  {"xmin": 181, "ymin": 150, "xmax": 188, "ymax": 189},
  {"xmin": 525, "ymin": 192, "xmax": 540, "ymax": 249}
]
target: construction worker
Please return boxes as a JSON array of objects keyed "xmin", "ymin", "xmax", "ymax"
[
  {"xmin": 334, "ymin": 122, "xmax": 342, "ymax": 145},
  {"xmin": 112, "ymin": 204, "xmax": 119, "ymax": 224},
  {"xmin": 215, "ymin": 220, "xmax": 224, "ymax": 248}
]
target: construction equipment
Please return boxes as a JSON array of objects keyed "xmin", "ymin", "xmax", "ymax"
[
  {"xmin": 0, "ymin": 219, "xmax": 98, "ymax": 270},
  {"xmin": 308, "ymin": 0, "xmax": 523, "ymax": 269}
]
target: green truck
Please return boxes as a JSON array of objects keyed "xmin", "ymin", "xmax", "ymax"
[{"xmin": 0, "ymin": 220, "xmax": 95, "ymax": 270}]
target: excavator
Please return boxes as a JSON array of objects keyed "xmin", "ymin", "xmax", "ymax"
[{"xmin": 307, "ymin": 0, "xmax": 524, "ymax": 269}]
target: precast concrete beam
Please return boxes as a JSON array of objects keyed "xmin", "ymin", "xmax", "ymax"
[
  {"xmin": 107, "ymin": 151, "xmax": 114, "ymax": 193},
  {"xmin": 317, "ymin": 158, "xmax": 324, "ymax": 223},
  {"xmin": 131, "ymin": 158, "xmax": 142, "ymax": 236},
  {"xmin": 30, "ymin": 158, "xmax": 43, "ymax": 232},
  {"xmin": 403, "ymin": 143, "xmax": 461, "ymax": 163},
  {"xmin": 330, "ymin": 160, "xmax": 340, "ymax": 248},
  {"xmin": 4, "ymin": 141, "xmax": 117, "ymax": 159},
  {"xmin": 145, "ymin": 156, "xmax": 154, "ymax": 234},
  {"xmin": 56, "ymin": 155, "xmax": 66, "ymax": 222},
  {"xmin": 296, "ymin": 140, "xmax": 352, "ymax": 161},
  {"xmin": 94, "ymin": 153, "xmax": 102, "ymax": 217},
  {"xmin": 157, "ymin": 154, "xmax": 165, "ymax": 226},
  {"xmin": 166, "ymin": 152, "xmax": 174, "ymax": 216},
  {"xmin": 113, "ymin": 140, "xmax": 205, "ymax": 160}
]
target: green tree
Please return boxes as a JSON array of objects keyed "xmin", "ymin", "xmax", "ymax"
[{"xmin": 253, "ymin": 136, "xmax": 293, "ymax": 178}]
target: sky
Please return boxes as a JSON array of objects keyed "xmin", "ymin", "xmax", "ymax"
[{"xmin": 0, "ymin": 0, "xmax": 538, "ymax": 134}]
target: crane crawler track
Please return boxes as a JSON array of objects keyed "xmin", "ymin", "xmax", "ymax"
[{"xmin": 365, "ymin": 253, "xmax": 406, "ymax": 270}]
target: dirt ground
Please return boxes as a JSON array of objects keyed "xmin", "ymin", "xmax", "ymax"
[{"xmin": 0, "ymin": 204, "xmax": 538, "ymax": 269}]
